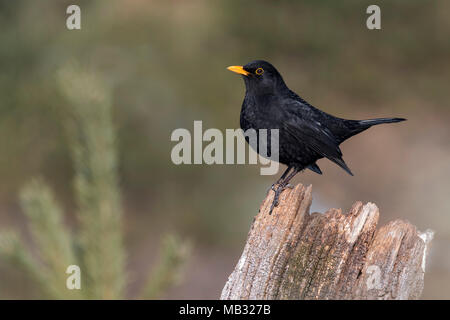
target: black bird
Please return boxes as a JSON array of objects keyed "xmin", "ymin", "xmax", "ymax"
[{"xmin": 227, "ymin": 60, "xmax": 406, "ymax": 214}]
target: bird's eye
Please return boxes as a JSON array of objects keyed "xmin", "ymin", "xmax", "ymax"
[{"xmin": 255, "ymin": 67, "xmax": 264, "ymax": 75}]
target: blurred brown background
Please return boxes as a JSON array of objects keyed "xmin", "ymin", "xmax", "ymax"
[{"xmin": 0, "ymin": 0, "xmax": 449, "ymax": 299}]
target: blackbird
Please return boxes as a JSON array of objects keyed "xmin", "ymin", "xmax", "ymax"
[{"xmin": 227, "ymin": 60, "xmax": 406, "ymax": 214}]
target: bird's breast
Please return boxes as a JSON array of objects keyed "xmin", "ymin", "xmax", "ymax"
[{"xmin": 240, "ymin": 94, "xmax": 283, "ymax": 131}]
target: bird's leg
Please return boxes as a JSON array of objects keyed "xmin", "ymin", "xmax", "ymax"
[
  {"xmin": 269, "ymin": 167, "xmax": 299, "ymax": 214},
  {"xmin": 280, "ymin": 167, "xmax": 300, "ymax": 189},
  {"xmin": 268, "ymin": 166, "xmax": 292, "ymax": 193}
]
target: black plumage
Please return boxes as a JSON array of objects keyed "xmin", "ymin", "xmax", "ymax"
[{"xmin": 228, "ymin": 60, "xmax": 406, "ymax": 213}]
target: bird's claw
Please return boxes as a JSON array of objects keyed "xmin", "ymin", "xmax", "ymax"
[
  {"xmin": 267, "ymin": 183, "xmax": 278, "ymax": 194},
  {"xmin": 268, "ymin": 183, "xmax": 292, "ymax": 214}
]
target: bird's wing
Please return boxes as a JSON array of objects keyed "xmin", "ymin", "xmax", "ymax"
[{"xmin": 282, "ymin": 113, "xmax": 354, "ymax": 176}]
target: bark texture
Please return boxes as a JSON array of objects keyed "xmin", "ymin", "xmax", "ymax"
[{"xmin": 221, "ymin": 184, "xmax": 433, "ymax": 300}]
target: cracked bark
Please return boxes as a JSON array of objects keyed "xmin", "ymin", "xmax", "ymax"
[{"xmin": 221, "ymin": 184, "xmax": 433, "ymax": 300}]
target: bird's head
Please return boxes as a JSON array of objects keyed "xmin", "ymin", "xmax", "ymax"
[{"xmin": 227, "ymin": 60, "xmax": 288, "ymax": 95}]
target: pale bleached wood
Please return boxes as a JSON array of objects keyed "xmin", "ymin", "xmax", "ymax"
[{"xmin": 221, "ymin": 184, "xmax": 433, "ymax": 300}]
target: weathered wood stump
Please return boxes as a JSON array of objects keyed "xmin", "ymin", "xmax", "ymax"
[{"xmin": 221, "ymin": 184, "xmax": 433, "ymax": 300}]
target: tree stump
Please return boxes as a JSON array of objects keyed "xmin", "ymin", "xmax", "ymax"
[{"xmin": 221, "ymin": 184, "xmax": 433, "ymax": 300}]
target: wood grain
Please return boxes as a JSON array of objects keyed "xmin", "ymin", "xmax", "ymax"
[{"xmin": 221, "ymin": 184, "xmax": 433, "ymax": 300}]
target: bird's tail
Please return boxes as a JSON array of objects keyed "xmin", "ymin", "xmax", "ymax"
[
  {"xmin": 358, "ymin": 117, "xmax": 406, "ymax": 126},
  {"xmin": 343, "ymin": 117, "xmax": 406, "ymax": 140}
]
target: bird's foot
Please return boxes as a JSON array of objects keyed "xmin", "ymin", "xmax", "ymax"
[
  {"xmin": 267, "ymin": 182, "xmax": 280, "ymax": 194},
  {"xmin": 268, "ymin": 183, "xmax": 293, "ymax": 214}
]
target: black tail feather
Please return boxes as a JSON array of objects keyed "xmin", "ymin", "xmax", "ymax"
[
  {"xmin": 342, "ymin": 117, "xmax": 406, "ymax": 141},
  {"xmin": 358, "ymin": 117, "xmax": 407, "ymax": 126},
  {"xmin": 307, "ymin": 163, "xmax": 322, "ymax": 175},
  {"xmin": 332, "ymin": 157, "xmax": 354, "ymax": 176}
]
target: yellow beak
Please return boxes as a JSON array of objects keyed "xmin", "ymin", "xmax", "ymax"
[{"xmin": 227, "ymin": 65, "xmax": 250, "ymax": 76}]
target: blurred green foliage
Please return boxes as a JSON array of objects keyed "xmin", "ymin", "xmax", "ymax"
[
  {"xmin": 0, "ymin": 63, "xmax": 190, "ymax": 299},
  {"xmin": 143, "ymin": 234, "xmax": 192, "ymax": 299}
]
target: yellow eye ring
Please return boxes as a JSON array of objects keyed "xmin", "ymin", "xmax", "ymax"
[{"xmin": 255, "ymin": 67, "xmax": 264, "ymax": 75}]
